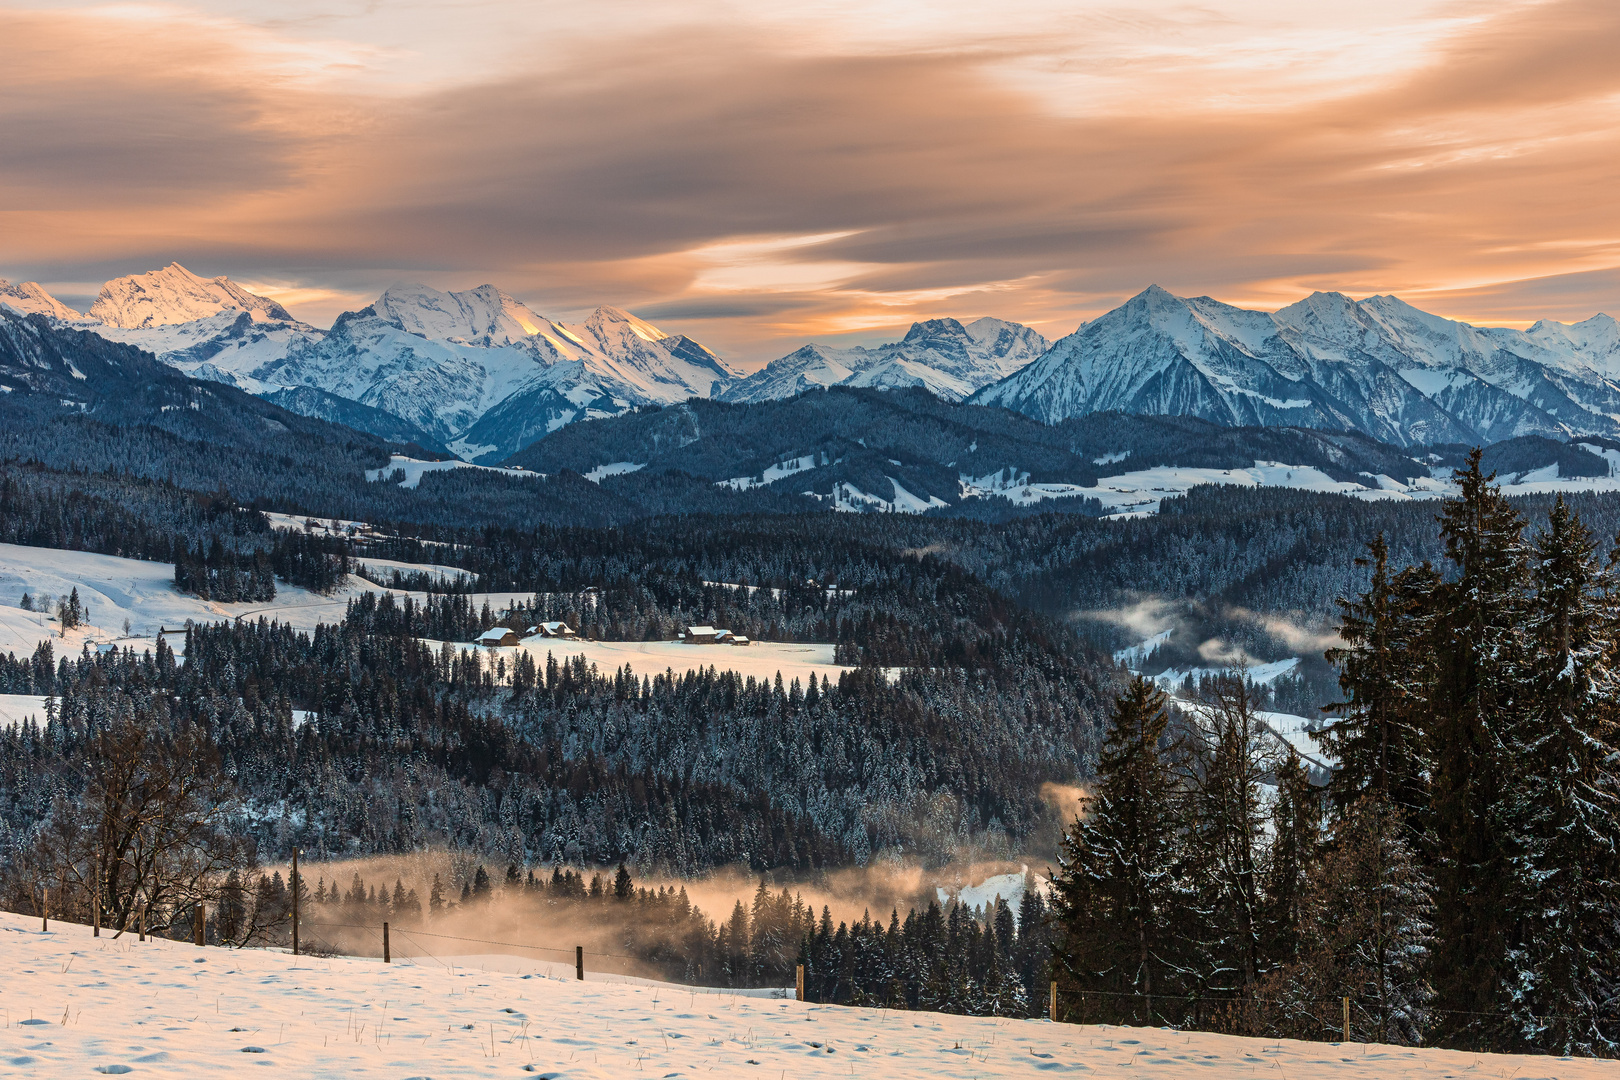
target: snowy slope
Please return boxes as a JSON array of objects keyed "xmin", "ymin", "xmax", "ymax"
[
  {"xmin": 2, "ymin": 912, "xmax": 1612, "ymax": 1079},
  {"xmin": 973, "ymin": 286, "xmax": 1620, "ymax": 447},
  {"xmin": 723, "ymin": 317, "xmax": 1047, "ymax": 403},
  {"xmin": 87, "ymin": 263, "xmax": 296, "ymax": 328},
  {"xmin": 0, "ymin": 279, "xmax": 80, "ymax": 319}
]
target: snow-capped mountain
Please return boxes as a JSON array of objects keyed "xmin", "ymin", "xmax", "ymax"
[
  {"xmin": 971, "ymin": 286, "xmax": 1620, "ymax": 446},
  {"xmin": 5, "ymin": 269, "xmax": 742, "ymax": 459},
  {"xmin": 0, "ymin": 279, "xmax": 81, "ymax": 319},
  {"xmin": 247, "ymin": 285, "xmax": 740, "ymax": 459},
  {"xmin": 721, "ymin": 317, "xmax": 1047, "ymax": 403},
  {"xmin": 87, "ymin": 262, "xmax": 296, "ymax": 328}
]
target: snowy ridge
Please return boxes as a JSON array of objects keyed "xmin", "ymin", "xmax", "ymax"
[
  {"xmin": 972, "ymin": 285, "xmax": 1620, "ymax": 447},
  {"xmin": 722, "ymin": 317, "xmax": 1048, "ymax": 403}
]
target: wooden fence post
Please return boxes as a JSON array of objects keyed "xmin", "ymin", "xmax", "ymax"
[
  {"xmin": 194, "ymin": 903, "xmax": 206, "ymax": 945},
  {"xmin": 383, "ymin": 922, "xmax": 391, "ymax": 963},
  {"xmin": 576, "ymin": 945, "xmax": 584, "ymax": 981},
  {"xmin": 41, "ymin": 886, "xmax": 48, "ymax": 932},
  {"xmin": 93, "ymin": 876, "xmax": 100, "ymax": 938},
  {"xmin": 291, "ymin": 849, "xmax": 300, "ymax": 957},
  {"xmin": 795, "ymin": 964, "xmax": 804, "ymax": 1002},
  {"xmin": 138, "ymin": 901, "xmax": 147, "ymax": 942},
  {"xmin": 1050, "ymin": 982, "xmax": 1058, "ymax": 1023},
  {"xmin": 1343, "ymin": 996, "xmax": 1351, "ymax": 1043}
]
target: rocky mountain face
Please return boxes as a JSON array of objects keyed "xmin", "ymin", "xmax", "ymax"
[
  {"xmin": 971, "ymin": 285, "xmax": 1620, "ymax": 447},
  {"xmin": 720, "ymin": 317, "xmax": 1048, "ymax": 403}
]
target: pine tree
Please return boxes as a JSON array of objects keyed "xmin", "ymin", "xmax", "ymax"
[
  {"xmin": 1426, "ymin": 450, "xmax": 1530, "ymax": 1046},
  {"xmin": 1321, "ymin": 533, "xmax": 1435, "ymax": 833},
  {"xmin": 1181, "ymin": 673, "xmax": 1272, "ymax": 1001},
  {"xmin": 1505, "ymin": 495, "xmax": 1620, "ymax": 1053},
  {"xmin": 1050, "ymin": 676, "xmax": 1182, "ymax": 1023},
  {"xmin": 1262, "ymin": 793, "xmax": 1434, "ymax": 1045},
  {"xmin": 1261, "ymin": 752, "xmax": 1320, "ymax": 970}
]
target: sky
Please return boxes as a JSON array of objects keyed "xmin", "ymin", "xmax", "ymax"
[{"xmin": 2, "ymin": 0, "xmax": 1619, "ymax": 363}]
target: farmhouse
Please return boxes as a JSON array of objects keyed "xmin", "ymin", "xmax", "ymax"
[
  {"xmin": 477, "ymin": 626, "xmax": 519, "ymax": 647},
  {"xmin": 535, "ymin": 620, "xmax": 577, "ymax": 638},
  {"xmin": 682, "ymin": 625, "xmax": 735, "ymax": 644}
]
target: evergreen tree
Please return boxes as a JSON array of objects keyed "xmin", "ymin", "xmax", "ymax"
[
  {"xmin": 613, "ymin": 863, "xmax": 633, "ymax": 900},
  {"xmin": 1181, "ymin": 673, "xmax": 1272, "ymax": 1000},
  {"xmin": 1262, "ymin": 793, "xmax": 1434, "ymax": 1045},
  {"xmin": 1050, "ymin": 676, "xmax": 1182, "ymax": 1023},
  {"xmin": 1261, "ymin": 752, "xmax": 1320, "ymax": 970},
  {"xmin": 1321, "ymin": 533, "xmax": 1435, "ymax": 833},
  {"xmin": 1426, "ymin": 450, "xmax": 1530, "ymax": 1046},
  {"xmin": 1505, "ymin": 495, "xmax": 1620, "ymax": 1053}
]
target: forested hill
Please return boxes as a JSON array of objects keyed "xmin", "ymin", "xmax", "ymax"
[{"xmin": 502, "ymin": 388, "xmax": 1431, "ymax": 513}]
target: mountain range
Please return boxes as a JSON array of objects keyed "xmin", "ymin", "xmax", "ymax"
[
  {"xmin": 972, "ymin": 285, "xmax": 1620, "ymax": 447},
  {"xmin": 5, "ymin": 268, "xmax": 1620, "ymax": 462},
  {"xmin": 0, "ymin": 265, "xmax": 1053, "ymax": 462},
  {"xmin": 718, "ymin": 317, "xmax": 1048, "ymax": 403}
]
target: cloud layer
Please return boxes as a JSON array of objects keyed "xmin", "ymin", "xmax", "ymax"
[{"xmin": 3, "ymin": 0, "xmax": 1619, "ymax": 360}]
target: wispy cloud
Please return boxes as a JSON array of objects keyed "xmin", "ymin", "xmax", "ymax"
[{"xmin": 1, "ymin": 0, "xmax": 1617, "ymax": 357}]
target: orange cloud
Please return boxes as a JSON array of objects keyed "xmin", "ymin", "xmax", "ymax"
[{"xmin": 1, "ymin": 1, "xmax": 1617, "ymax": 358}]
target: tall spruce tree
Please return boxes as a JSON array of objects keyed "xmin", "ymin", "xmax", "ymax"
[
  {"xmin": 1426, "ymin": 450, "xmax": 1531, "ymax": 1048},
  {"xmin": 1050, "ymin": 676, "xmax": 1182, "ymax": 1023},
  {"xmin": 1321, "ymin": 533, "xmax": 1436, "ymax": 834},
  {"xmin": 1180, "ymin": 673, "xmax": 1273, "ymax": 1001},
  {"xmin": 1505, "ymin": 495, "xmax": 1620, "ymax": 1053},
  {"xmin": 1262, "ymin": 793, "xmax": 1434, "ymax": 1045}
]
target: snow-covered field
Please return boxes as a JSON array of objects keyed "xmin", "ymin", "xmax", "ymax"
[
  {"xmin": 366, "ymin": 455, "xmax": 544, "ymax": 490},
  {"xmin": 0, "ymin": 543, "xmax": 850, "ymax": 686},
  {"xmin": 455, "ymin": 636, "xmax": 854, "ymax": 686},
  {"xmin": 0, "ymin": 693, "xmax": 47, "ymax": 725},
  {"xmin": 1, "ymin": 911, "xmax": 1608, "ymax": 1079},
  {"xmin": 0, "ymin": 542, "xmax": 379, "ymax": 659}
]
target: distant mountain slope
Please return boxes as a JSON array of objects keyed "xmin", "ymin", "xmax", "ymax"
[
  {"xmin": 503, "ymin": 387, "xmax": 1431, "ymax": 516},
  {"xmin": 0, "ymin": 308, "xmax": 412, "ymax": 463},
  {"xmin": 971, "ymin": 285, "xmax": 1620, "ymax": 447},
  {"xmin": 87, "ymin": 262, "xmax": 296, "ymax": 328},
  {"xmin": 0, "ymin": 279, "xmax": 81, "ymax": 319},
  {"xmin": 721, "ymin": 317, "xmax": 1047, "ymax": 403}
]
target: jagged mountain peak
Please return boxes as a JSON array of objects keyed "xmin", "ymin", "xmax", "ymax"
[
  {"xmin": 0, "ymin": 279, "xmax": 81, "ymax": 320},
  {"xmin": 372, "ymin": 282, "xmax": 561, "ymax": 348},
  {"xmin": 582, "ymin": 305, "xmax": 671, "ymax": 344},
  {"xmin": 88, "ymin": 262, "xmax": 295, "ymax": 329},
  {"xmin": 721, "ymin": 315, "xmax": 1048, "ymax": 405},
  {"xmin": 901, "ymin": 317, "xmax": 970, "ymax": 344}
]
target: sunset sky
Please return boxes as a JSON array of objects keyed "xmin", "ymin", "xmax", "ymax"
[{"xmin": 3, "ymin": 0, "xmax": 1618, "ymax": 362}]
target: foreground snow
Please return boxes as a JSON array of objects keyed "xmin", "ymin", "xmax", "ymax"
[{"xmin": 0, "ymin": 912, "xmax": 1608, "ymax": 1078}]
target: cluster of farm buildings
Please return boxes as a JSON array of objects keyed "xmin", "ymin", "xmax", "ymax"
[{"xmin": 474, "ymin": 622, "xmax": 751, "ymax": 647}]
